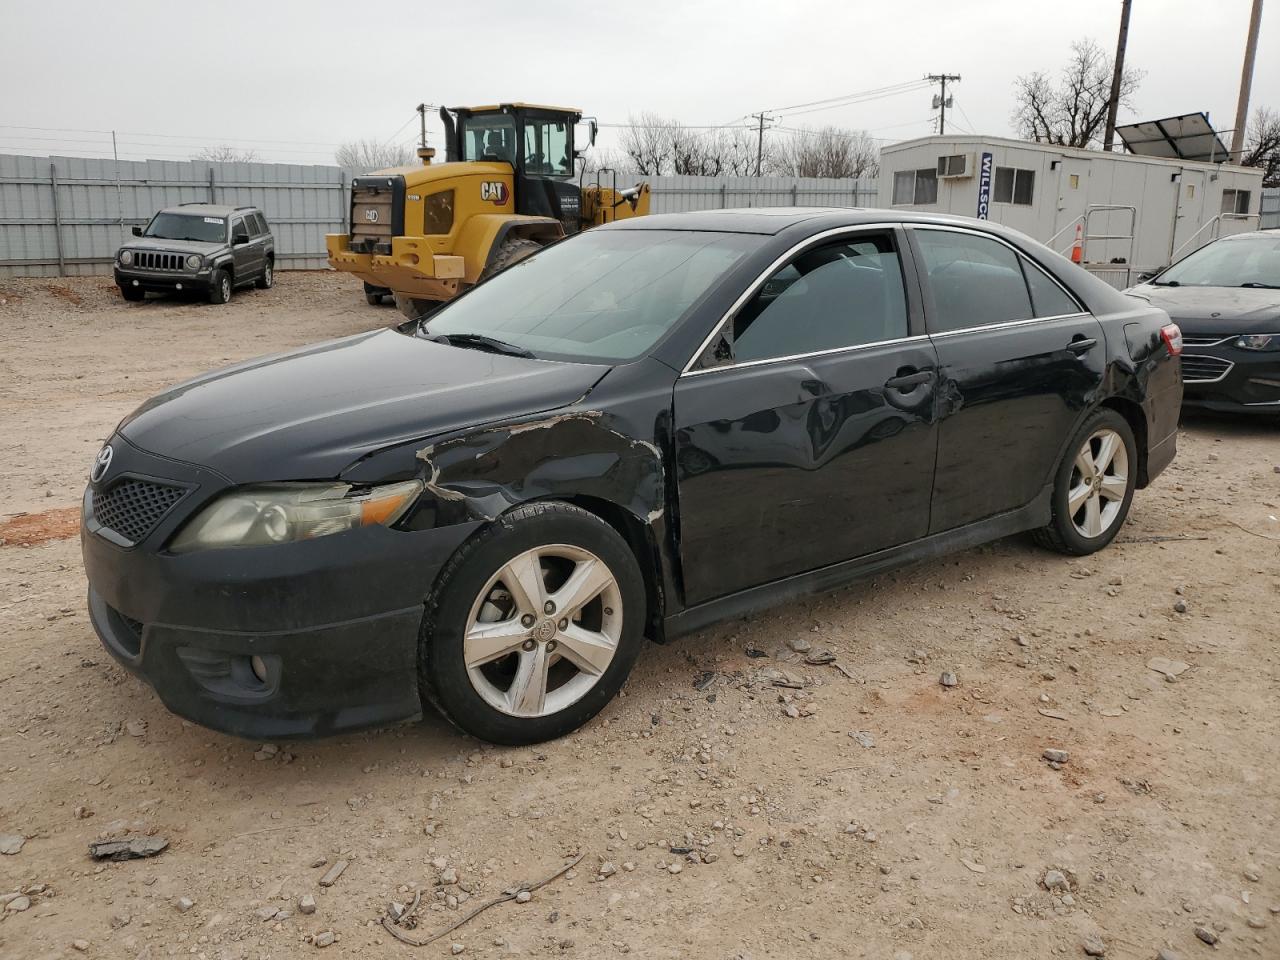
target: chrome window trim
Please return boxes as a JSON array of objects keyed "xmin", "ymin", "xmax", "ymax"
[
  {"xmin": 1181, "ymin": 355, "xmax": 1235, "ymax": 384},
  {"xmin": 927, "ymin": 312, "xmax": 1092, "ymax": 339},
  {"xmin": 906, "ymin": 222, "xmax": 1087, "ymax": 319},
  {"xmin": 679, "ymin": 222, "xmax": 908, "ymax": 376},
  {"xmin": 681, "ymin": 334, "xmax": 933, "ymax": 378}
]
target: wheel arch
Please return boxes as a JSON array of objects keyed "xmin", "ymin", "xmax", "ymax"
[{"xmin": 1099, "ymin": 396, "xmax": 1150, "ymax": 487}]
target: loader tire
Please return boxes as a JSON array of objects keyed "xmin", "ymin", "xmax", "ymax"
[{"xmin": 480, "ymin": 238, "xmax": 542, "ymax": 282}]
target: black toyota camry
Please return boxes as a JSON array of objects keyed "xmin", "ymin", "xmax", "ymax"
[
  {"xmin": 82, "ymin": 209, "xmax": 1182, "ymax": 745},
  {"xmin": 1126, "ymin": 230, "xmax": 1280, "ymax": 414}
]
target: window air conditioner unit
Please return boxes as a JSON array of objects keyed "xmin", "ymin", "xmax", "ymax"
[{"xmin": 936, "ymin": 154, "xmax": 972, "ymax": 179}]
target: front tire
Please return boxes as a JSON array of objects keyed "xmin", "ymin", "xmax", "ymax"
[
  {"xmin": 119, "ymin": 285, "xmax": 145, "ymax": 302},
  {"xmin": 479, "ymin": 237, "xmax": 542, "ymax": 282},
  {"xmin": 1034, "ymin": 409, "xmax": 1137, "ymax": 555},
  {"xmin": 421, "ymin": 502, "xmax": 646, "ymax": 745},
  {"xmin": 208, "ymin": 268, "xmax": 232, "ymax": 305}
]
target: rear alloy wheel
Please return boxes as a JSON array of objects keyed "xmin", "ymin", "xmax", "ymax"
[
  {"xmin": 421, "ymin": 501, "xmax": 646, "ymax": 744},
  {"xmin": 1034, "ymin": 409, "xmax": 1136, "ymax": 555},
  {"xmin": 255, "ymin": 259, "xmax": 274, "ymax": 289}
]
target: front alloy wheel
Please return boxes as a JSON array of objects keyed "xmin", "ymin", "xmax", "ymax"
[
  {"xmin": 421, "ymin": 501, "xmax": 646, "ymax": 744},
  {"xmin": 465, "ymin": 545, "xmax": 622, "ymax": 718}
]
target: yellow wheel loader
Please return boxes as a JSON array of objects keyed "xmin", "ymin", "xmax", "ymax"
[{"xmin": 326, "ymin": 103, "xmax": 650, "ymax": 317}]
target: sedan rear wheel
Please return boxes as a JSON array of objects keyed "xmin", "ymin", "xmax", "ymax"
[
  {"xmin": 1034, "ymin": 409, "xmax": 1136, "ymax": 555},
  {"xmin": 422, "ymin": 502, "xmax": 646, "ymax": 744}
]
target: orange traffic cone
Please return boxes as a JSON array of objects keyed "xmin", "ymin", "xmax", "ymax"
[{"xmin": 1070, "ymin": 223, "xmax": 1084, "ymax": 264}]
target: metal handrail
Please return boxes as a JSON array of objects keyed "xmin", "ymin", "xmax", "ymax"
[
  {"xmin": 1049, "ymin": 204, "xmax": 1137, "ymax": 263},
  {"xmin": 1170, "ymin": 213, "xmax": 1260, "ymax": 261}
]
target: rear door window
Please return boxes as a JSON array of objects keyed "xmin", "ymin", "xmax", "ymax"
[
  {"xmin": 913, "ymin": 229, "xmax": 1033, "ymax": 333},
  {"xmin": 1022, "ymin": 259, "xmax": 1082, "ymax": 317},
  {"xmin": 731, "ymin": 234, "xmax": 910, "ymax": 363}
]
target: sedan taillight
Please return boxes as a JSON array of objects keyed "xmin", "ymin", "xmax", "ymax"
[{"xmin": 1160, "ymin": 323, "xmax": 1183, "ymax": 357}]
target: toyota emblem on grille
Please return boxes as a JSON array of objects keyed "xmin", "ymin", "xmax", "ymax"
[
  {"xmin": 91, "ymin": 444, "xmax": 114, "ymax": 484},
  {"xmin": 364, "ymin": 208, "xmax": 379, "ymax": 223}
]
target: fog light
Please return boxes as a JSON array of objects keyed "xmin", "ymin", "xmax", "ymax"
[
  {"xmin": 250, "ymin": 655, "xmax": 269, "ymax": 683},
  {"xmin": 175, "ymin": 283, "xmax": 183, "ymax": 290},
  {"xmin": 131, "ymin": 280, "xmax": 140, "ymax": 287}
]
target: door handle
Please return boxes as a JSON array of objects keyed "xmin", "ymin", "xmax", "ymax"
[
  {"xmin": 885, "ymin": 370, "xmax": 932, "ymax": 391},
  {"xmin": 1067, "ymin": 337, "xmax": 1098, "ymax": 355}
]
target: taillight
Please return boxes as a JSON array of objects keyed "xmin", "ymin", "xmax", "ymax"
[{"xmin": 1160, "ymin": 323, "xmax": 1183, "ymax": 357}]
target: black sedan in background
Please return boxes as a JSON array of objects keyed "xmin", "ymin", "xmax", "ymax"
[
  {"xmin": 1126, "ymin": 230, "xmax": 1280, "ymax": 414},
  {"xmin": 82, "ymin": 209, "xmax": 1182, "ymax": 745}
]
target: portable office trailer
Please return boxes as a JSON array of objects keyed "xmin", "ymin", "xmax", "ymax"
[{"xmin": 878, "ymin": 135, "xmax": 1265, "ymax": 286}]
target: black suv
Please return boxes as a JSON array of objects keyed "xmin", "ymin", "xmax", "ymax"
[{"xmin": 115, "ymin": 203, "xmax": 275, "ymax": 304}]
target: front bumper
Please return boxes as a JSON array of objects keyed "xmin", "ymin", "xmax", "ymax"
[
  {"xmin": 1181, "ymin": 341, "xmax": 1280, "ymax": 413},
  {"xmin": 81, "ymin": 437, "xmax": 480, "ymax": 739},
  {"xmin": 115, "ymin": 266, "xmax": 212, "ymax": 293}
]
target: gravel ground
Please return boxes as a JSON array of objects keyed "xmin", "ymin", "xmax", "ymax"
[{"xmin": 1, "ymin": 274, "xmax": 1277, "ymax": 960}]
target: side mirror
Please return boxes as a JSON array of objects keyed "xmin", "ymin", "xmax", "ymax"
[
  {"xmin": 233, "ymin": 232, "xmax": 250, "ymax": 246},
  {"xmin": 1136, "ymin": 270, "xmax": 1158, "ymax": 283},
  {"xmin": 573, "ymin": 119, "xmax": 599, "ymax": 157},
  {"xmin": 131, "ymin": 226, "xmax": 143, "ymax": 237}
]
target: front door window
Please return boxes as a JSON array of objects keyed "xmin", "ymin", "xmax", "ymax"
[{"xmin": 522, "ymin": 119, "xmax": 571, "ymax": 176}]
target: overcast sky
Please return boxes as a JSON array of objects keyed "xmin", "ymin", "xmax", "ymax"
[{"xmin": 1, "ymin": 0, "xmax": 1274, "ymax": 165}]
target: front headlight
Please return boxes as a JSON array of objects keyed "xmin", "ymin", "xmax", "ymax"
[
  {"xmin": 185, "ymin": 254, "xmax": 202, "ymax": 270},
  {"xmin": 1234, "ymin": 333, "xmax": 1280, "ymax": 352},
  {"xmin": 170, "ymin": 480, "xmax": 423, "ymax": 553},
  {"xmin": 119, "ymin": 250, "xmax": 134, "ymax": 266}
]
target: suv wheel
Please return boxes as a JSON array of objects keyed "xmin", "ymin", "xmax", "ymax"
[
  {"xmin": 120, "ymin": 285, "xmax": 145, "ymax": 302},
  {"xmin": 255, "ymin": 259, "xmax": 274, "ymax": 290},
  {"xmin": 420, "ymin": 501, "xmax": 646, "ymax": 745},
  {"xmin": 208, "ymin": 269, "xmax": 233, "ymax": 305},
  {"xmin": 1034, "ymin": 408, "xmax": 1136, "ymax": 556}
]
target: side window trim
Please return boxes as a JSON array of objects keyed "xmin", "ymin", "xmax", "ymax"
[
  {"xmin": 905, "ymin": 224, "xmax": 1088, "ymax": 337},
  {"xmin": 681, "ymin": 224, "xmax": 922, "ymax": 377}
]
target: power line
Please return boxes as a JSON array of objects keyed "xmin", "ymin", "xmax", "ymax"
[{"xmin": 763, "ymin": 79, "xmax": 932, "ymax": 116}]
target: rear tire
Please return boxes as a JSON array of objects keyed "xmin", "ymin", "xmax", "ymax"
[
  {"xmin": 255, "ymin": 259, "xmax": 274, "ymax": 289},
  {"xmin": 119, "ymin": 285, "xmax": 145, "ymax": 302},
  {"xmin": 420, "ymin": 501, "xmax": 646, "ymax": 745},
  {"xmin": 1033, "ymin": 408, "xmax": 1137, "ymax": 556},
  {"xmin": 208, "ymin": 269, "xmax": 232, "ymax": 305},
  {"xmin": 479, "ymin": 237, "xmax": 542, "ymax": 282}
]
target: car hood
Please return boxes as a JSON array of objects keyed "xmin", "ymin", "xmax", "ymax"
[
  {"xmin": 121, "ymin": 236, "xmax": 225, "ymax": 255},
  {"xmin": 118, "ymin": 329, "xmax": 609, "ymax": 482},
  {"xmin": 1125, "ymin": 284, "xmax": 1280, "ymax": 333}
]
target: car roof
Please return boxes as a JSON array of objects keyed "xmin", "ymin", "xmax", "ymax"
[
  {"xmin": 1218, "ymin": 229, "xmax": 1280, "ymax": 242},
  {"xmin": 158, "ymin": 203, "xmax": 255, "ymax": 217},
  {"xmin": 602, "ymin": 206, "xmax": 1047, "ymax": 237}
]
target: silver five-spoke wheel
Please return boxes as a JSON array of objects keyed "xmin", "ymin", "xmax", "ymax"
[
  {"xmin": 1068, "ymin": 427, "xmax": 1129, "ymax": 539},
  {"xmin": 464, "ymin": 544, "xmax": 622, "ymax": 718}
]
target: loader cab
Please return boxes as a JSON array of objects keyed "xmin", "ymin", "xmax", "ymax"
[{"xmin": 445, "ymin": 103, "xmax": 596, "ymax": 235}]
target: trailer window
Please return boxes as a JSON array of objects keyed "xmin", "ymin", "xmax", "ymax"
[
  {"xmin": 994, "ymin": 167, "xmax": 1034, "ymax": 205},
  {"xmin": 892, "ymin": 168, "xmax": 938, "ymax": 205},
  {"xmin": 1221, "ymin": 189, "xmax": 1251, "ymax": 215}
]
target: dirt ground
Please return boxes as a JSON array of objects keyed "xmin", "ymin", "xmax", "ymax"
[{"xmin": 0, "ymin": 274, "xmax": 1277, "ymax": 960}]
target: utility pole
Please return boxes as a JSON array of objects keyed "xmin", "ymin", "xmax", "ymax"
[
  {"xmin": 927, "ymin": 74, "xmax": 961, "ymax": 134},
  {"xmin": 1103, "ymin": 0, "xmax": 1133, "ymax": 152},
  {"xmin": 1231, "ymin": 0, "xmax": 1265, "ymax": 161},
  {"xmin": 751, "ymin": 112, "xmax": 777, "ymax": 177}
]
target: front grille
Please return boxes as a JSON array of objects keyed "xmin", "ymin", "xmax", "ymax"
[
  {"xmin": 92, "ymin": 478, "xmax": 187, "ymax": 545},
  {"xmin": 134, "ymin": 251, "xmax": 186, "ymax": 271},
  {"xmin": 1181, "ymin": 334, "xmax": 1231, "ymax": 347},
  {"xmin": 1181, "ymin": 354, "xmax": 1234, "ymax": 383}
]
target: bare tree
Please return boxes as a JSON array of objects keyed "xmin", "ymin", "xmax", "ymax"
[
  {"xmin": 335, "ymin": 139, "xmax": 414, "ymax": 170},
  {"xmin": 618, "ymin": 112, "xmax": 674, "ymax": 175},
  {"xmin": 193, "ymin": 144, "xmax": 260, "ymax": 163},
  {"xmin": 1012, "ymin": 38, "xmax": 1143, "ymax": 149},
  {"xmin": 1239, "ymin": 106, "xmax": 1280, "ymax": 186},
  {"xmin": 773, "ymin": 126, "xmax": 879, "ymax": 179}
]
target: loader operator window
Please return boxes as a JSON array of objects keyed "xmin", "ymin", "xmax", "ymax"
[
  {"xmin": 523, "ymin": 119, "xmax": 571, "ymax": 177},
  {"xmin": 461, "ymin": 116, "xmax": 517, "ymax": 165}
]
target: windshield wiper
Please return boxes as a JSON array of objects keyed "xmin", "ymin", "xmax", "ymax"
[
  {"xmin": 426, "ymin": 333, "xmax": 536, "ymax": 359},
  {"xmin": 1151, "ymin": 279, "xmax": 1180, "ymax": 286},
  {"xmin": 1240, "ymin": 281, "xmax": 1279, "ymax": 288}
]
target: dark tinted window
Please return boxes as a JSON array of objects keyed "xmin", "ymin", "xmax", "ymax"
[
  {"xmin": 252, "ymin": 212, "xmax": 269, "ymax": 235},
  {"xmin": 915, "ymin": 229, "xmax": 1033, "ymax": 333},
  {"xmin": 731, "ymin": 235, "xmax": 909, "ymax": 363},
  {"xmin": 994, "ymin": 167, "xmax": 1035, "ymax": 205},
  {"xmin": 1023, "ymin": 259, "xmax": 1081, "ymax": 317},
  {"xmin": 231, "ymin": 216, "xmax": 248, "ymax": 240}
]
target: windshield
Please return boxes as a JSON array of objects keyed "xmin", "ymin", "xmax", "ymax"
[
  {"xmin": 461, "ymin": 115, "xmax": 517, "ymax": 164},
  {"xmin": 420, "ymin": 230, "xmax": 762, "ymax": 363},
  {"xmin": 144, "ymin": 212, "xmax": 227, "ymax": 243},
  {"xmin": 1156, "ymin": 235, "xmax": 1280, "ymax": 287}
]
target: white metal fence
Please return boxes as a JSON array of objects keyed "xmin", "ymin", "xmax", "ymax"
[
  {"xmin": 1262, "ymin": 188, "xmax": 1280, "ymax": 230},
  {"xmin": 0, "ymin": 154, "xmax": 358, "ymax": 278},
  {"xmin": 0, "ymin": 152, "xmax": 880, "ymax": 278}
]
